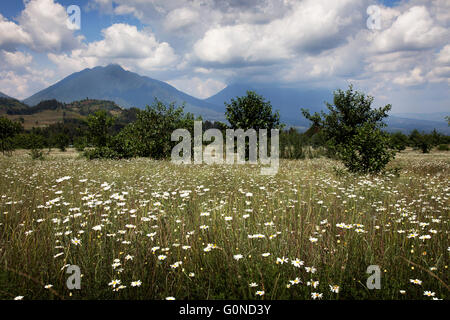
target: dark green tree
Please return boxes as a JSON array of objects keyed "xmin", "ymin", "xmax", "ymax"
[
  {"xmin": 116, "ymin": 99, "xmax": 196, "ymax": 159},
  {"xmin": 390, "ymin": 131, "xmax": 409, "ymax": 152},
  {"xmin": 302, "ymin": 85, "xmax": 395, "ymax": 173},
  {"xmin": 0, "ymin": 116, "xmax": 22, "ymax": 155},
  {"xmin": 225, "ymin": 91, "xmax": 281, "ymax": 130},
  {"xmin": 86, "ymin": 110, "xmax": 115, "ymax": 147}
]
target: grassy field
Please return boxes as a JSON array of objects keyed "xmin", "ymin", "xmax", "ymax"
[{"xmin": 0, "ymin": 148, "xmax": 448, "ymax": 300}]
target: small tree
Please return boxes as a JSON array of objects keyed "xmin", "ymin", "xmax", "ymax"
[
  {"xmin": 0, "ymin": 116, "xmax": 22, "ymax": 155},
  {"xmin": 116, "ymin": 99, "xmax": 196, "ymax": 159},
  {"xmin": 390, "ymin": 131, "xmax": 409, "ymax": 152},
  {"xmin": 302, "ymin": 85, "xmax": 395, "ymax": 174},
  {"xmin": 86, "ymin": 110, "xmax": 115, "ymax": 148},
  {"xmin": 225, "ymin": 91, "xmax": 282, "ymax": 131},
  {"xmin": 55, "ymin": 133, "xmax": 70, "ymax": 151}
]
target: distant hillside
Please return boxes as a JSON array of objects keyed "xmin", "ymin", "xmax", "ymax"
[
  {"xmin": 1, "ymin": 98, "xmax": 137, "ymax": 130},
  {"xmin": 0, "ymin": 91, "xmax": 13, "ymax": 99},
  {"xmin": 204, "ymin": 83, "xmax": 332, "ymax": 128},
  {"xmin": 24, "ymin": 64, "xmax": 223, "ymax": 121},
  {"xmin": 205, "ymin": 83, "xmax": 450, "ymax": 134},
  {"xmin": 0, "ymin": 97, "xmax": 29, "ymax": 115}
]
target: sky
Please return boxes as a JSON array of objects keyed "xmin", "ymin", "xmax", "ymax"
[{"xmin": 0, "ymin": 0, "xmax": 449, "ymax": 113}]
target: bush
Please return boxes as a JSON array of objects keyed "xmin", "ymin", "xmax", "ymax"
[
  {"xmin": 83, "ymin": 147, "xmax": 121, "ymax": 160},
  {"xmin": 302, "ymin": 85, "xmax": 395, "ymax": 173},
  {"xmin": 437, "ymin": 144, "xmax": 449, "ymax": 151},
  {"xmin": 340, "ymin": 123, "xmax": 395, "ymax": 174},
  {"xmin": 29, "ymin": 148, "xmax": 44, "ymax": 160},
  {"xmin": 116, "ymin": 99, "xmax": 196, "ymax": 159}
]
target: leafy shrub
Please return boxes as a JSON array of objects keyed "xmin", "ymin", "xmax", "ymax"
[
  {"xmin": 437, "ymin": 144, "xmax": 449, "ymax": 151},
  {"xmin": 83, "ymin": 147, "xmax": 121, "ymax": 160},
  {"xmin": 302, "ymin": 85, "xmax": 395, "ymax": 173},
  {"xmin": 29, "ymin": 148, "xmax": 44, "ymax": 160}
]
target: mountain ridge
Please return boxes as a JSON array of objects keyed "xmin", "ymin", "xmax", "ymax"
[{"xmin": 14, "ymin": 64, "xmax": 450, "ymax": 134}]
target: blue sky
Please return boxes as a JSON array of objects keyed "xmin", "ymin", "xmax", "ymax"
[{"xmin": 0, "ymin": 0, "xmax": 449, "ymax": 114}]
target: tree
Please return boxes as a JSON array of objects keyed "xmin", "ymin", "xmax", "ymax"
[
  {"xmin": 116, "ymin": 99, "xmax": 196, "ymax": 159},
  {"xmin": 302, "ymin": 85, "xmax": 395, "ymax": 174},
  {"xmin": 55, "ymin": 133, "xmax": 70, "ymax": 151},
  {"xmin": 0, "ymin": 116, "xmax": 22, "ymax": 155},
  {"xmin": 86, "ymin": 110, "xmax": 115, "ymax": 148},
  {"xmin": 390, "ymin": 131, "xmax": 409, "ymax": 152},
  {"xmin": 225, "ymin": 91, "xmax": 281, "ymax": 131}
]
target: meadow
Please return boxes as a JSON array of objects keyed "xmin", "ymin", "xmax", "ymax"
[{"xmin": 0, "ymin": 148, "xmax": 448, "ymax": 300}]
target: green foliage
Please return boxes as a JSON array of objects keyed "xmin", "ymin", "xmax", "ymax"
[
  {"xmin": 83, "ymin": 146, "xmax": 121, "ymax": 160},
  {"xmin": 54, "ymin": 133, "xmax": 70, "ymax": 151},
  {"xmin": 280, "ymin": 128, "xmax": 305, "ymax": 159},
  {"xmin": 116, "ymin": 99, "xmax": 196, "ymax": 159},
  {"xmin": 29, "ymin": 148, "xmax": 44, "ymax": 160},
  {"xmin": 87, "ymin": 110, "xmax": 116, "ymax": 148},
  {"xmin": 302, "ymin": 85, "xmax": 395, "ymax": 173},
  {"xmin": 0, "ymin": 116, "xmax": 23, "ymax": 155},
  {"xmin": 74, "ymin": 136, "xmax": 88, "ymax": 152},
  {"xmin": 437, "ymin": 144, "xmax": 449, "ymax": 151},
  {"xmin": 390, "ymin": 131, "xmax": 409, "ymax": 152},
  {"xmin": 225, "ymin": 91, "xmax": 282, "ymax": 130},
  {"xmin": 409, "ymin": 129, "xmax": 435, "ymax": 153},
  {"xmin": 340, "ymin": 122, "xmax": 395, "ymax": 174}
]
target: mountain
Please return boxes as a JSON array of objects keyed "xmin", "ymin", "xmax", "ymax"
[
  {"xmin": 24, "ymin": 64, "xmax": 224, "ymax": 121},
  {"xmin": 204, "ymin": 83, "xmax": 333, "ymax": 129},
  {"xmin": 20, "ymin": 66, "xmax": 449, "ymax": 133},
  {"xmin": 390, "ymin": 112, "xmax": 449, "ymax": 123},
  {"xmin": 386, "ymin": 115, "xmax": 449, "ymax": 134},
  {"xmin": 205, "ymin": 84, "xmax": 450, "ymax": 134},
  {"xmin": 0, "ymin": 91, "xmax": 13, "ymax": 99}
]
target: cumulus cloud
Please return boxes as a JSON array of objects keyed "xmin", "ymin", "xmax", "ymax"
[
  {"xmin": 49, "ymin": 23, "xmax": 178, "ymax": 76},
  {"xmin": 0, "ymin": 14, "xmax": 32, "ymax": 51},
  {"xmin": 193, "ymin": 0, "xmax": 365, "ymax": 65},
  {"xmin": 372, "ymin": 6, "xmax": 448, "ymax": 53},
  {"xmin": 0, "ymin": 0, "xmax": 82, "ymax": 53}
]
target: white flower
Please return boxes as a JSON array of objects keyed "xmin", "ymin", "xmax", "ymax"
[
  {"xmin": 131, "ymin": 280, "xmax": 142, "ymax": 287},
  {"xmin": 233, "ymin": 254, "xmax": 244, "ymax": 261},
  {"xmin": 311, "ymin": 292, "xmax": 323, "ymax": 300},
  {"xmin": 329, "ymin": 285, "xmax": 340, "ymax": 293},
  {"xmin": 14, "ymin": 296, "xmax": 24, "ymax": 300},
  {"xmin": 255, "ymin": 290, "xmax": 264, "ymax": 296},
  {"xmin": 309, "ymin": 237, "xmax": 318, "ymax": 243},
  {"xmin": 276, "ymin": 257, "xmax": 288, "ymax": 264},
  {"xmin": 410, "ymin": 279, "xmax": 422, "ymax": 285},
  {"xmin": 71, "ymin": 238, "xmax": 81, "ymax": 246},
  {"xmin": 108, "ymin": 279, "xmax": 121, "ymax": 288},
  {"xmin": 291, "ymin": 258, "xmax": 304, "ymax": 268},
  {"xmin": 165, "ymin": 296, "xmax": 175, "ymax": 300}
]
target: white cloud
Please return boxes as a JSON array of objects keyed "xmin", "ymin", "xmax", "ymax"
[
  {"xmin": 192, "ymin": 0, "xmax": 365, "ymax": 65},
  {"xmin": 48, "ymin": 23, "xmax": 178, "ymax": 76},
  {"xmin": 164, "ymin": 7, "xmax": 199, "ymax": 32},
  {"xmin": 372, "ymin": 6, "xmax": 447, "ymax": 53},
  {"xmin": 0, "ymin": 14, "xmax": 31, "ymax": 50},
  {"xmin": 0, "ymin": 67, "xmax": 55, "ymax": 100},
  {"xmin": 0, "ymin": 50, "xmax": 33, "ymax": 70},
  {"xmin": 0, "ymin": 0, "xmax": 82, "ymax": 53},
  {"xmin": 167, "ymin": 77, "xmax": 226, "ymax": 99}
]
